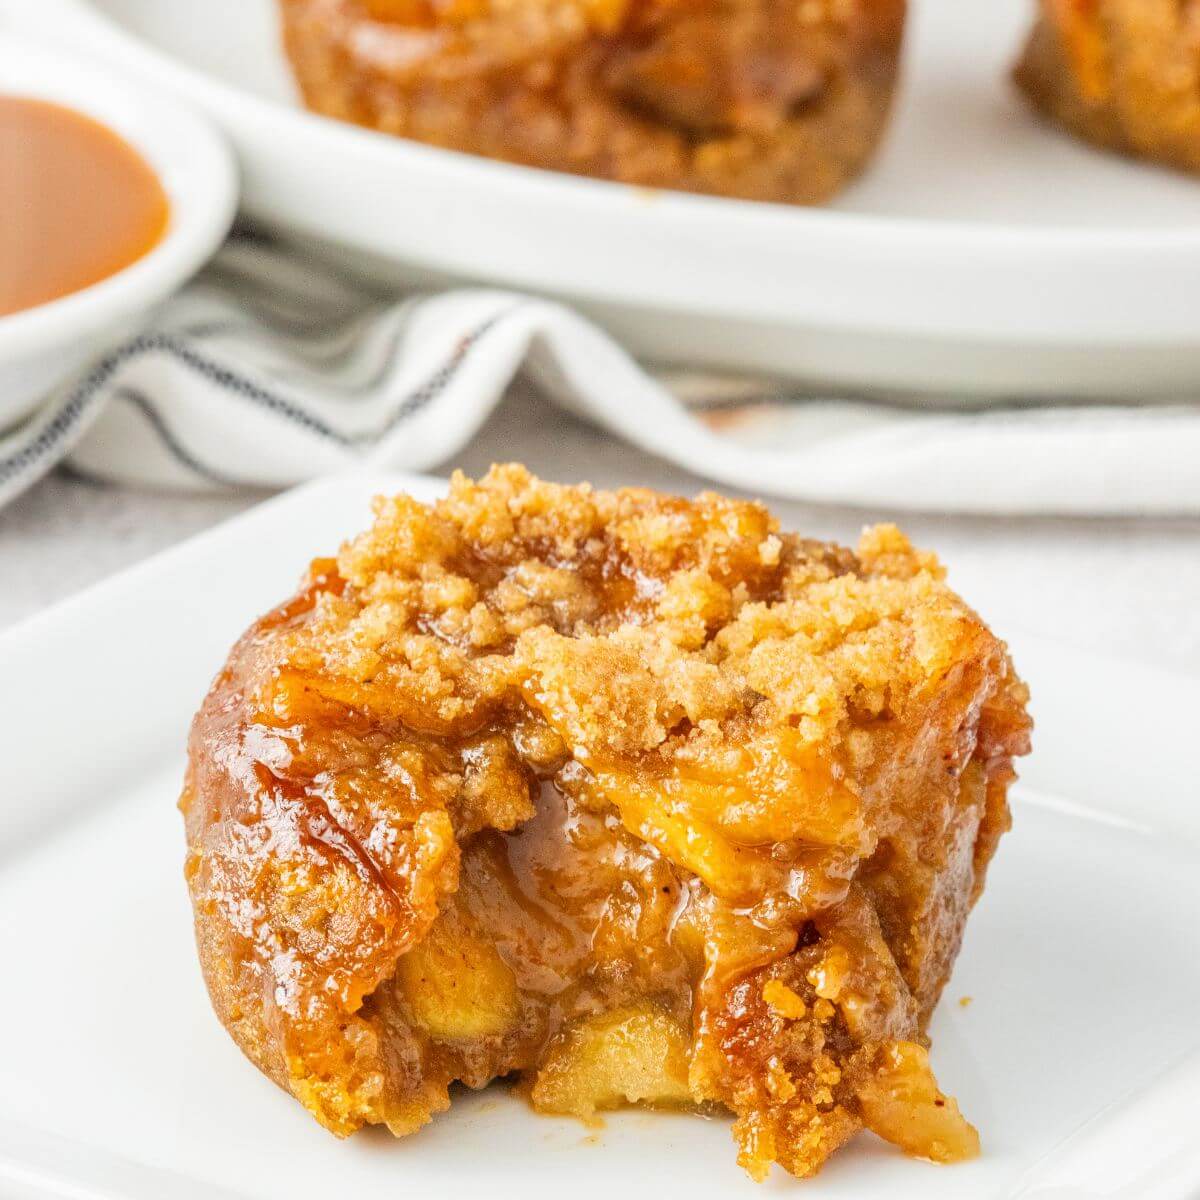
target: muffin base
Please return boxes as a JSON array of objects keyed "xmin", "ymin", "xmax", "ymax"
[
  {"xmin": 1015, "ymin": 0, "xmax": 1200, "ymax": 176},
  {"xmin": 280, "ymin": 0, "xmax": 906, "ymax": 203}
]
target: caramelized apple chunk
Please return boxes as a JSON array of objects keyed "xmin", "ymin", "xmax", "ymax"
[
  {"xmin": 396, "ymin": 915, "xmax": 520, "ymax": 1040},
  {"xmin": 856, "ymin": 1041, "xmax": 980, "ymax": 1163},
  {"xmin": 531, "ymin": 1006, "xmax": 694, "ymax": 1118}
]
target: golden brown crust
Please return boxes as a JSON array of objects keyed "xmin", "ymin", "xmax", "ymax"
[
  {"xmin": 181, "ymin": 465, "xmax": 1031, "ymax": 1180},
  {"xmin": 1015, "ymin": 0, "xmax": 1200, "ymax": 175},
  {"xmin": 278, "ymin": 0, "xmax": 906, "ymax": 203}
]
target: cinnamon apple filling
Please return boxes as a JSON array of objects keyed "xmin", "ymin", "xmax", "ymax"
[{"xmin": 181, "ymin": 465, "xmax": 1030, "ymax": 1181}]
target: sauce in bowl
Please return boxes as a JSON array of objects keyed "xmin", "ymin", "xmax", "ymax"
[{"xmin": 0, "ymin": 96, "xmax": 169, "ymax": 317}]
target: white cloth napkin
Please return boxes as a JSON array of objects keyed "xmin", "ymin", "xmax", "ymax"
[{"xmin": 4, "ymin": 232, "xmax": 1199, "ymax": 515}]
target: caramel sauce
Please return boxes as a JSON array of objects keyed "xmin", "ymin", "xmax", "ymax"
[{"xmin": 0, "ymin": 96, "xmax": 169, "ymax": 317}]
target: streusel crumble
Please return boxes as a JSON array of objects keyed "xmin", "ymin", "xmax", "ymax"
[{"xmin": 181, "ymin": 465, "xmax": 1030, "ymax": 1180}]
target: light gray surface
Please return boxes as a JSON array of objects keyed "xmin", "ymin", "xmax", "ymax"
[{"xmin": 4, "ymin": 379, "xmax": 1199, "ymax": 676}]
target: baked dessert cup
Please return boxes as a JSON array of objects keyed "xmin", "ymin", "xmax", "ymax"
[
  {"xmin": 1015, "ymin": 0, "xmax": 1200, "ymax": 175},
  {"xmin": 278, "ymin": 0, "xmax": 907, "ymax": 204},
  {"xmin": 181, "ymin": 465, "xmax": 1030, "ymax": 1181}
]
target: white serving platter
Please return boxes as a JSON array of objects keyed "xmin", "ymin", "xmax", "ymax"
[
  {"xmin": 6, "ymin": 0, "xmax": 1200, "ymax": 397},
  {"xmin": 1, "ymin": 471, "xmax": 1198, "ymax": 1200}
]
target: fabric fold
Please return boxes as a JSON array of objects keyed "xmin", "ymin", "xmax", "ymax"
[{"xmin": 3, "ymin": 234, "xmax": 1198, "ymax": 514}]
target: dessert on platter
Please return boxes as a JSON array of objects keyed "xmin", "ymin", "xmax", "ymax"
[
  {"xmin": 180, "ymin": 465, "xmax": 1030, "ymax": 1181},
  {"xmin": 1015, "ymin": 0, "xmax": 1200, "ymax": 176},
  {"xmin": 278, "ymin": 0, "xmax": 907, "ymax": 203}
]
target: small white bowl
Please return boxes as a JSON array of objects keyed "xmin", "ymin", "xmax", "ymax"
[{"xmin": 0, "ymin": 37, "xmax": 237, "ymax": 431}]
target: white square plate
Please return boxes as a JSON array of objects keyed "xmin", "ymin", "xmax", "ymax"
[{"xmin": 1, "ymin": 472, "xmax": 1198, "ymax": 1199}]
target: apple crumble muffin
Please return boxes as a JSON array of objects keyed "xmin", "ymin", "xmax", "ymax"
[
  {"xmin": 181, "ymin": 465, "xmax": 1030, "ymax": 1181},
  {"xmin": 277, "ymin": 0, "xmax": 906, "ymax": 204},
  {"xmin": 1015, "ymin": 0, "xmax": 1200, "ymax": 175}
]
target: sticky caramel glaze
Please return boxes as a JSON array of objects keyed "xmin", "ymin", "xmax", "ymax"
[{"xmin": 181, "ymin": 465, "xmax": 1030, "ymax": 1181}]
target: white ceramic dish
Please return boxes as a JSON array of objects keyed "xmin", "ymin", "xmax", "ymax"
[
  {"xmin": 1, "ymin": 470, "xmax": 1198, "ymax": 1200},
  {"xmin": 0, "ymin": 36, "xmax": 237, "ymax": 431},
  {"xmin": 8, "ymin": 0, "xmax": 1200, "ymax": 398}
]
